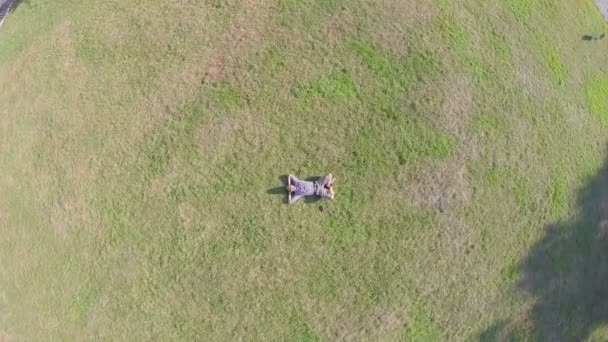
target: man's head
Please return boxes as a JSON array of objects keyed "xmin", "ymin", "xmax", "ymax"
[{"xmin": 287, "ymin": 184, "xmax": 296, "ymax": 193}]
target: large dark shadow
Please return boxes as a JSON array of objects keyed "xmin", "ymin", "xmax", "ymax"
[
  {"xmin": 0, "ymin": 0, "xmax": 27, "ymax": 23},
  {"xmin": 481, "ymin": 146, "xmax": 608, "ymax": 340}
]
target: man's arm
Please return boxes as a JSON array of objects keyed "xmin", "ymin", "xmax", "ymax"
[
  {"xmin": 288, "ymin": 175, "xmax": 294, "ymax": 187},
  {"xmin": 290, "ymin": 194, "xmax": 303, "ymax": 204}
]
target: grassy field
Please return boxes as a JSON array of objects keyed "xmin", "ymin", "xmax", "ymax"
[{"xmin": 1, "ymin": 0, "xmax": 608, "ymax": 340}]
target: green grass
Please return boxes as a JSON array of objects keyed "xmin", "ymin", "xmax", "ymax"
[
  {"xmin": 507, "ymin": 0, "xmax": 537, "ymax": 20},
  {"xmin": 1, "ymin": 0, "xmax": 608, "ymax": 340},
  {"xmin": 404, "ymin": 305, "xmax": 442, "ymax": 341},
  {"xmin": 550, "ymin": 171, "xmax": 568, "ymax": 218},
  {"xmin": 586, "ymin": 74, "xmax": 608, "ymax": 126},
  {"xmin": 439, "ymin": 16, "xmax": 469, "ymax": 51},
  {"xmin": 500, "ymin": 260, "xmax": 519, "ymax": 285},
  {"xmin": 301, "ymin": 70, "xmax": 357, "ymax": 100}
]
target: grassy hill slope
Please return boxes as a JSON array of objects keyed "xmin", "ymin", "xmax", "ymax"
[{"xmin": 1, "ymin": 0, "xmax": 608, "ymax": 340}]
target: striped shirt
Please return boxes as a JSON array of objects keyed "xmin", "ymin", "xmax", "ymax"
[{"xmin": 294, "ymin": 179, "xmax": 316, "ymax": 197}]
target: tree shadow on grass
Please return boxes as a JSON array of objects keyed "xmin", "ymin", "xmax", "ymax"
[{"xmin": 481, "ymin": 147, "xmax": 608, "ymax": 340}]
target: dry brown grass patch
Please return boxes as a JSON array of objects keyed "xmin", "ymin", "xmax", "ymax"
[
  {"xmin": 514, "ymin": 54, "xmax": 551, "ymax": 99},
  {"xmin": 367, "ymin": 0, "xmax": 439, "ymax": 53},
  {"xmin": 405, "ymin": 158, "xmax": 471, "ymax": 210},
  {"xmin": 108, "ymin": 246, "xmax": 143, "ymax": 284},
  {"xmin": 199, "ymin": 108, "xmax": 268, "ymax": 161},
  {"xmin": 332, "ymin": 307, "xmax": 404, "ymax": 340},
  {"xmin": 0, "ymin": 43, "xmax": 49, "ymax": 137},
  {"xmin": 199, "ymin": 116, "xmax": 242, "ymax": 159},
  {"xmin": 321, "ymin": 7, "xmax": 354, "ymax": 44},
  {"xmin": 382, "ymin": 0, "xmax": 439, "ymax": 24},
  {"xmin": 206, "ymin": 0, "xmax": 272, "ymax": 82},
  {"xmin": 124, "ymin": 0, "xmax": 273, "ymax": 150},
  {"xmin": 55, "ymin": 21, "xmax": 88, "ymax": 86},
  {"xmin": 441, "ymin": 74, "xmax": 474, "ymax": 138}
]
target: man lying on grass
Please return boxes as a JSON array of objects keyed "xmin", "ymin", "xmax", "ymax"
[{"xmin": 287, "ymin": 174, "xmax": 335, "ymax": 204}]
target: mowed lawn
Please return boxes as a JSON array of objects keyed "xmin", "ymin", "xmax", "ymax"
[{"xmin": 1, "ymin": 0, "xmax": 608, "ymax": 340}]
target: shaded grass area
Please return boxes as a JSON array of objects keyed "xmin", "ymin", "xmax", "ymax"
[
  {"xmin": 482, "ymin": 147, "xmax": 608, "ymax": 341},
  {"xmin": 0, "ymin": 0, "xmax": 608, "ymax": 340}
]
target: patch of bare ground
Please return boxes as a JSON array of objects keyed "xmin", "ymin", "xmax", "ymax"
[
  {"xmin": 0, "ymin": 23, "xmax": 106, "ymax": 240},
  {"xmin": 440, "ymin": 73, "xmax": 483, "ymax": 159},
  {"xmin": 0, "ymin": 44, "xmax": 47, "ymax": 139},
  {"xmin": 302, "ymin": 292, "xmax": 405, "ymax": 341},
  {"xmin": 382, "ymin": 0, "xmax": 439, "ymax": 24},
  {"xmin": 205, "ymin": 0, "xmax": 272, "ymax": 82},
  {"xmin": 406, "ymin": 158, "xmax": 472, "ymax": 211},
  {"xmin": 50, "ymin": 196, "xmax": 79, "ymax": 239},
  {"xmin": 247, "ymin": 258, "xmax": 296, "ymax": 291},
  {"xmin": 406, "ymin": 73, "xmax": 479, "ymax": 159},
  {"xmin": 198, "ymin": 108, "xmax": 268, "ymax": 162},
  {"xmin": 563, "ymin": 101, "xmax": 591, "ymax": 136},
  {"xmin": 146, "ymin": 110, "xmax": 268, "ymax": 200},
  {"xmin": 199, "ymin": 116, "xmax": 242, "ymax": 159},
  {"xmin": 0, "ymin": 331, "xmax": 14, "ymax": 342},
  {"xmin": 333, "ymin": 309, "xmax": 404, "ymax": 340},
  {"xmin": 514, "ymin": 54, "xmax": 551, "ymax": 100},
  {"xmin": 46, "ymin": 149, "xmax": 102, "ymax": 239},
  {"xmin": 387, "ymin": 75, "xmax": 478, "ymax": 212},
  {"xmin": 108, "ymin": 247, "xmax": 143, "ymax": 285},
  {"xmin": 176, "ymin": 202, "xmax": 219, "ymax": 241},
  {"xmin": 125, "ymin": 0, "xmax": 273, "ymax": 150},
  {"xmin": 50, "ymin": 193, "xmax": 107, "ymax": 241},
  {"xmin": 364, "ymin": 157, "xmax": 471, "ymax": 215},
  {"xmin": 365, "ymin": 0, "xmax": 439, "ymax": 53},
  {"xmin": 177, "ymin": 202, "xmax": 200, "ymax": 230},
  {"xmin": 441, "ymin": 74, "xmax": 475, "ymax": 139},
  {"xmin": 82, "ymin": 294, "xmax": 111, "ymax": 339},
  {"xmin": 0, "ymin": 107, "xmax": 10, "ymax": 143},
  {"xmin": 320, "ymin": 7, "xmax": 354, "ymax": 44},
  {"xmin": 407, "ymin": 216, "xmax": 500, "ymax": 339},
  {"xmin": 54, "ymin": 21, "xmax": 88, "ymax": 91}
]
